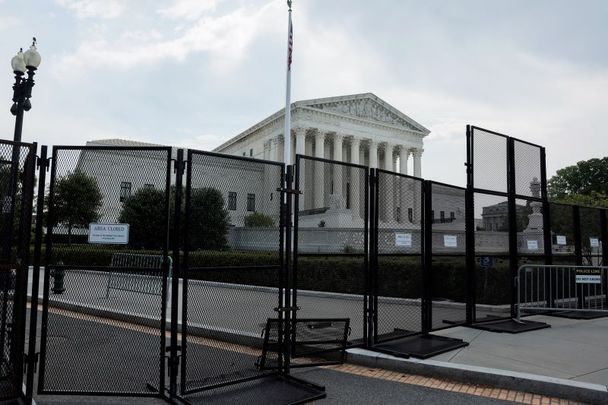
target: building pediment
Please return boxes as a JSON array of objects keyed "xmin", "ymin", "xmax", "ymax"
[{"xmin": 295, "ymin": 93, "xmax": 430, "ymax": 134}]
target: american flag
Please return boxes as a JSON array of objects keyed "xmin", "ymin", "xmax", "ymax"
[{"xmin": 287, "ymin": 18, "xmax": 293, "ymax": 71}]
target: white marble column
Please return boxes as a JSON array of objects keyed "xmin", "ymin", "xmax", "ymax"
[
  {"xmin": 269, "ymin": 137, "xmax": 278, "ymax": 161},
  {"xmin": 368, "ymin": 140, "xmax": 378, "ymax": 168},
  {"xmin": 314, "ymin": 131, "xmax": 325, "ymax": 208},
  {"xmin": 413, "ymin": 148, "xmax": 423, "ymax": 178},
  {"xmin": 278, "ymin": 135, "xmax": 285, "ymax": 163},
  {"xmin": 384, "ymin": 143, "xmax": 394, "ymax": 222},
  {"xmin": 295, "ymin": 127, "xmax": 306, "ymax": 156},
  {"xmin": 295, "ymin": 128, "xmax": 306, "ymax": 208},
  {"xmin": 399, "ymin": 146, "xmax": 409, "ymax": 175},
  {"xmin": 350, "ymin": 137, "xmax": 360, "ymax": 216},
  {"xmin": 333, "ymin": 133, "xmax": 344, "ymax": 201}
]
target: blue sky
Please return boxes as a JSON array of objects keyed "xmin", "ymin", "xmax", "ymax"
[{"xmin": 1, "ymin": 0, "xmax": 607, "ymax": 186}]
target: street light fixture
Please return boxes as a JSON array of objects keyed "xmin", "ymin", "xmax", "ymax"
[{"xmin": 2, "ymin": 38, "xmax": 41, "ymax": 260}]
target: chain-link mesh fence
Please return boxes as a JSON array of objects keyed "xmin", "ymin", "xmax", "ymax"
[
  {"xmin": 471, "ymin": 128, "xmax": 508, "ymax": 193},
  {"xmin": 39, "ymin": 146, "xmax": 172, "ymax": 395},
  {"xmin": 579, "ymin": 207, "xmax": 603, "ymax": 266},
  {"xmin": 429, "ymin": 183, "xmax": 467, "ymax": 329},
  {"xmin": 549, "ymin": 203, "xmax": 576, "ymax": 265},
  {"xmin": 374, "ymin": 170, "xmax": 423, "ymax": 342},
  {"xmin": 181, "ymin": 151, "xmax": 284, "ymax": 396},
  {"xmin": 0, "ymin": 140, "xmax": 35, "ymax": 400},
  {"xmin": 294, "ymin": 156, "xmax": 368, "ymax": 345},
  {"xmin": 513, "ymin": 140, "xmax": 543, "ymax": 198}
]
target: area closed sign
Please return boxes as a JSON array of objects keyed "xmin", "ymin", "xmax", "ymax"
[
  {"xmin": 395, "ymin": 233, "xmax": 412, "ymax": 247},
  {"xmin": 89, "ymin": 223, "xmax": 129, "ymax": 244}
]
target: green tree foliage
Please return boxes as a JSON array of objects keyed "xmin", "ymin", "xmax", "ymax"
[
  {"xmin": 548, "ymin": 157, "xmax": 608, "ymax": 208},
  {"xmin": 188, "ymin": 187, "xmax": 230, "ymax": 250},
  {"xmin": 244, "ymin": 212, "xmax": 274, "ymax": 227},
  {"xmin": 52, "ymin": 171, "xmax": 102, "ymax": 245},
  {"xmin": 118, "ymin": 187, "xmax": 167, "ymax": 249}
]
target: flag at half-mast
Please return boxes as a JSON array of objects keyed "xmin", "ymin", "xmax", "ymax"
[{"xmin": 283, "ymin": 1, "xmax": 294, "ymax": 165}]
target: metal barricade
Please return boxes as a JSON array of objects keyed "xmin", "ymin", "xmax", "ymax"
[{"xmin": 517, "ymin": 265, "xmax": 608, "ymax": 318}]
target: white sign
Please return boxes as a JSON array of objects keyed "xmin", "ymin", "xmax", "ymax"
[
  {"xmin": 395, "ymin": 233, "xmax": 412, "ymax": 247},
  {"xmin": 590, "ymin": 237, "xmax": 600, "ymax": 248},
  {"xmin": 556, "ymin": 235, "xmax": 567, "ymax": 245},
  {"xmin": 444, "ymin": 235, "xmax": 457, "ymax": 248},
  {"xmin": 527, "ymin": 240, "xmax": 539, "ymax": 251},
  {"xmin": 88, "ymin": 223, "xmax": 129, "ymax": 244},
  {"xmin": 575, "ymin": 268, "xmax": 602, "ymax": 284}
]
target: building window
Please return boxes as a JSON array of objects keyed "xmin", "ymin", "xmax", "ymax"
[
  {"xmin": 450, "ymin": 211, "xmax": 455, "ymax": 221},
  {"xmin": 228, "ymin": 192, "xmax": 237, "ymax": 211},
  {"xmin": 440, "ymin": 211, "xmax": 445, "ymax": 222},
  {"xmin": 242, "ymin": 152, "xmax": 246, "ymax": 156},
  {"xmin": 408, "ymin": 208, "xmax": 413, "ymax": 223},
  {"xmin": 144, "ymin": 184, "xmax": 154, "ymax": 189},
  {"xmin": 120, "ymin": 182, "xmax": 132, "ymax": 202},
  {"xmin": 249, "ymin": 149, "xmax": 253, "ymax": 157},
  {"xmin": 247, "ymin": 193, "xmax": 256, "ymax": 212}
]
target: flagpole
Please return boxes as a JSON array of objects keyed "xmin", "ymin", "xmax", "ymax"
[{"xmin": 283, "ymin": 0, "xmax": 293, "ymax": 166}]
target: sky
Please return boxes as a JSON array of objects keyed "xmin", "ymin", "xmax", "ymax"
[{"xmin": 1, "ymin": 0, "xmax": 607, "ymax": 187}]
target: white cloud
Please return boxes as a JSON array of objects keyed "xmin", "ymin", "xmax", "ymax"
[
  {"xmin": 158, "ymin": 0, "xmax": 218, "ymax": 20},
  {"xmin": 0, "ymin": 16, "xmax": 20, "ymax": 31},
  {"xmin": 52, "ymin": 1, "xmax": 282, "ymax": 76},
  {"xmin": 55, "ymin": 0, "xmax": 125, "ymax": 19}
]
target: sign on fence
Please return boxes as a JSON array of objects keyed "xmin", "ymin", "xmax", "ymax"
[
  {"xmin": 590, "ymin": 238, "xmax": 600, "ymax": 248},
  {"xmin": 89, "ymin": 223, "xmax": 129, "ymax": 244},
  {"xmin": 526, "ymin": 240, "xmax": 539, "ymax": 251},
  {"xmin": 395, "ymin": 233, "xmax": 412, "ymax": 247},
  {"xmin": 556, "ymin": 235, "xmax": 567, "ymax": 245},
  {"xmin": 575, "ymin": 268, "xmax": 602, "ymax": 284},
  {"xmin": 443, "ymin": 235, "xmax": 457, "ymax": 247}
]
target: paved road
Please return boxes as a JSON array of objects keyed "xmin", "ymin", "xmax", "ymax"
[{"xmin": 31, "ymin": 268, "xmax": 497, "ymax": 343}]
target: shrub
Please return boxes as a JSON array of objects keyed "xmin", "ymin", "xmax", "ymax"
[{"xmin": 244, "ymin": 212, "xmax": 274, "ymax": 227}]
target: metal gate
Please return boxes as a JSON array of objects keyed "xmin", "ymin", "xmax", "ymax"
[
  {"xmin": 178, "ymin": 151, "xmax": 325, "ymax": 403},
  {"xmin": 0, "ymin": 139, "xmax": 36, "ymax": 401},
  {"xmin": 37, "ymin": 145, "xmax": 172, "ymax": 396},
  {"xmin": 293, "ymin": 155, "xmax": 369, "ymax": 349},
  {"xmin": 371, "ymin": 169, "xmax": 424, "ymax": 343}
]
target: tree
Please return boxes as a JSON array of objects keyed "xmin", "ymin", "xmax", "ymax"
[
  {"xmin": 244, "ymin": 212, "xmax": 274, "ymax": 227},
  {"xmin": 118, "ymin": 187, "xmax": 167, "ymax": 249},
  {"xmin": 52, "ymin": 171, "xmax": 102, "ymax": 245},
  {"xmin": 188, "ymin": 188, "xmax": 230, "ymax": 250},
  {"xmin": 548, "ymin": 157, "xmax": 608, "ymax": 208}
]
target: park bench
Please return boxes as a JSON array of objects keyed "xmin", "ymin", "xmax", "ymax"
[{"xmin": 105, "ymin": 253, "xmax": 170, "ymax": 298}]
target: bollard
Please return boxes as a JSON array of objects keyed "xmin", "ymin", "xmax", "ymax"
[{"xmin": 51, "ymin": 261, "xmax": 65, "ymax": 294}]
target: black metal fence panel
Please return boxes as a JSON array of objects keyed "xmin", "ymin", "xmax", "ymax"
[
  {"xmin": 429, "ymin": 182, "xmax": 468, "ymax": 329},
  {"xmin": 294, "ymin": 155, "xmax": 368, "ymax": 345},
  {"xmin": 38, "ymin": 146, "xmax": 172, "ymax": 395},
  {"xmin": 0, "ymin": 140, "xmax": 35, "ymax": 401},
  {"xmin": 579, "ymin": 207, "xmax": 603, "ymax": 266},
  {"xmin": 549, "ymin": 202, "xmax": 577, "ymax": 264},
  {"xmin": 513, "ymin": 140, "xmax": 543, "ymax": 199},
  {"xmin": 471, "ymin": 128, "xmax": 508, "ymax": 194},
  {"xmin": 473, "ymin": 193, "xmax": 511, "ymax": 318},
  {"xmin": 373, "ymin": 170, "xmax": 423, "ymax": 343},
  {"xmin": 180, "ymin": 151, "xmax": 284, "ymax": 397}
]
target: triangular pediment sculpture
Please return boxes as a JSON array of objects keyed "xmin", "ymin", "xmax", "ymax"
[{"xmin": 296, "ymin": 93, "xmax": 429, "ymax": 134}]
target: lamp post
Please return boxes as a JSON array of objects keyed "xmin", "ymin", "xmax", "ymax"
[{"xmin": 2, "ymin": 38, "xmax": 41, "ymax": 260}]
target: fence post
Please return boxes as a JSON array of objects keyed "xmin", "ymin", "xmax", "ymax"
[
  {"xmin": 367, "ymin": 168, "xmax": 377, "ymax": 346},
  {"xmin": 507, "ymin": 137, "xmax": 518, "ymax": 318},
  {"xmin": 465, "ymin": 125, "xmax": 476, "ymax": 324},
  {"xmin": 601, "ymin": 210, "xmax": 608, "ymax": 300},
  {"xmin": 26, "ymin": 145, "xmax": 46, "ymax": 401},
  {"xmin": 540, "ymin": 147, "xmax": 553, "ymax": 308},
  {"xmin": 572, "ymin": 205, "xmax": 584, "ymax": 309},
  {"xmin": 422, "ymin": 180, "xmax": 433, "ymax": 333},
  {"xmin": 168, "ymin": 149, "xmax": 184, "ymax": 398}
]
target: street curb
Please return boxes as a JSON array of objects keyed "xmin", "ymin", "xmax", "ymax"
[{"xmin": 346, "ymin": 348, "xmax": 608, "ymax": 404}]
